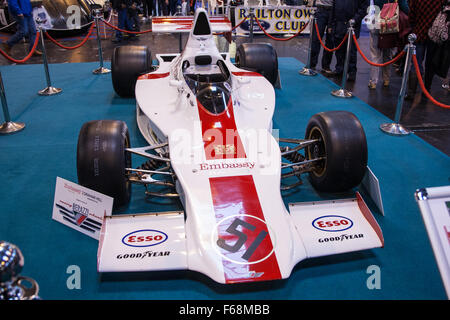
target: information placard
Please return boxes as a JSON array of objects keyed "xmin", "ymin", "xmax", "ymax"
[
  {"xmin": 416, "ymin": 186, "xmax": 450, "ymax": 299},
  {"xmin": 52, "ymin": 177, "xmax": 113, "ymax": 240}
]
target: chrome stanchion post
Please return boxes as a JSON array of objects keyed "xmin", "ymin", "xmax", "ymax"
[
  {"xmin": 331, "ymin": 19, "xmax": 354, "ymax": 98},
  {"xmin": 37, "ymin": 26, "xmax": 62, "ymax": 96},
  {"xmin": 299, "ymin": 8, "xmax": 317, "ymax": 76},
  {"xmin": 92, "ymin": 8, "xmax": 111, "ymax": 75},
  {"xmin": 249, "ymin": 8, "xmax": 254, "ymax": 43},
  {"xmin": 380, "ymin": 34, "xmax": 416, "ymax": 136},
  {"xmin": 0, "ymin": 71, "xmax": 25, "ymax": 134}
]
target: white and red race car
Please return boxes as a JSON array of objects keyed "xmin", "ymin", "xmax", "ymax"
[{"xmin": 76, "ymin": 9, "xmax": 383, "ymax": 284}]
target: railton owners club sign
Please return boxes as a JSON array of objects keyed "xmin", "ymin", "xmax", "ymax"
[{"xmin": 235, "ymin": 5, "xmax": 314, "ymax": 34}]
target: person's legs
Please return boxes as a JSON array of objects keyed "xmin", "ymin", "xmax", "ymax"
[
  {"xmin": 5, "ymin": 15, "xmax": 27, "ymax": 50},
  {"xmin": 25, "ymin": 15, "xmax": 37, "ymax": 51},
  {"xmin": 424, "ymin": 41, "xmax": 437, "ymax": 91},
  {"xmin": 381, "ymin": 47, "xmax": 393, "ymax": 86},
  {"xmin": 332, "ymin": 21, "xmax": 347, "ymax": 75},
  {"xmin": 310, "ymin": 8, "xmax": 328, "ymax": 69},
  {"xmin": 321, "ymin": 8, "xmax": 333, "ymax": 71},
  {"xmin": 113, "ymin": 8, "xmax": 127, "ymax": 42},
  {"xmin": 369, "ymin": 30, "xmax": 381, "ymax": 87}
]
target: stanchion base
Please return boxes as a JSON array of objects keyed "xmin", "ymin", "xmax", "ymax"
[
  {"xmin": 331, "ymin": 88, "xmax": 353, "ymax": 98},
  {"xmin": 299, "ymin": 68, "xmax": 317, "ymax": 76},
  {"xmin": 38, "ymin": 87, "xmax": 62, "ymax": 96},
  {"xmin": 379, "ymin": 123, "xmax": 411, "ymax": 136},
  {"xmin": 93, "ymin": 67, "xmax": 111, "ymax": 75},
  {"xmin": 0, "ymin": 121, "xmax": 25, "ymax": 134}
]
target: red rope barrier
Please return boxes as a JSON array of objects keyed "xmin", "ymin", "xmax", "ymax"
[
  {"xmin": 353, "ymin": 33, "xmax": 406, "ymax": 67},
  {"xmin": 254, "ymin": 16, "xmax": 309, "ymax": 41},
  {"xmin": 0, "ymin": 32, "xmax": 40, "ymax": 64},
  {"xmin": 45, "ymin": 23, "xmax": 95, "ymax": 50},
  {"xmin": 214, "ymin": 16, "xmax": 248, "ymax": 35},
  {"xmin": 412, "ymin": 54, "xmax": 450, "ymax": 109},
  {"xmin": 101, "ymin": 18, "xmax": 152, "ymax": 34},
  {"xmin": 314, "ymin": 22, "xmax": 348, "ymax": 52}
]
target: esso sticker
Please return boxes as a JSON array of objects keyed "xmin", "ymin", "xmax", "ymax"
[
  {"xmin": 312, "ymin": 215, "xmax": 353, "ymax": 232},
  {"xmin": 122, "ymin": 230, "xmax": 168, "ymax": 247}
]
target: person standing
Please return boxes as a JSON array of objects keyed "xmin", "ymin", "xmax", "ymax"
[
  {"xmin": 142, "ymin": 0, "xmax": 153, "ymax": 18},
  {"xmin": 407, "ymin": 0, "xmax": 445, "ymax": 98},
  {"xmin": 368, "ymin": 0, "xmax": 409, "ymax": 89},
  {"xmin": 308, "ymin": 0, "xmax": 335, "ymax": 75},
  {"xmin": 112, "ymin": 0, "xmax": 134, "ymax": 43},
  {"xmin": 330, "ymin": 0, "xmax": 369, "ymax": 82},
  {"xmin": 1, "ymin": 0, "xmax": 41, "ymax": 56}
]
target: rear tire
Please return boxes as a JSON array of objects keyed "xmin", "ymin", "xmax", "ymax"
[
  {"xmin": 235, "ymin": 43, "xmax": 278, "ymax": 86},
  {"xmin": 111, "ymin": 45, "xmax": 152, "ymax": 97},
  {"xmin": 77, "ymin": 120, "xmax": 132, "ymax": 208},
  {"xmin": 305, "ymin": 111, "xmax": 368, "ymax": 192}
]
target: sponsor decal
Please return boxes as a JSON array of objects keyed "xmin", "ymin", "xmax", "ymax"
[
  {"xmin": 312, "ymin": 215, "xmax": 354, "ymax": 232},
  {"xmin": 121, "ymin": 230, "xmax": 168, "ymax": 248},
  {"xmin": 318, "ymin": 233, "xmax": 364, "ymax": 243},
  {"xmin": 214, "ymin": 144, "xmax": 236, "ymax": 156},
  {"xmin": 212, "ymin": 214, "xmax": 275, "ymax": 265},
  {"xmin": 116, "ymin": 251, "xmax": 170, "ymax": 259},
  {"xmin": 199, "ymin": 161, "xmax": 255, "ymax": 171},
  {"xmin": 55, "ymin": 202, "xmax": 102, "ymax": 233},
  {"xmin": 240, "ymin": 19, "xmax": 270, "ymax": 32}
]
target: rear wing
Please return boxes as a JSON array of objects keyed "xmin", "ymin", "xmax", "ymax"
[{"xmin": 151, "ymin": 16, "xmax": 232, "ymax": 33}]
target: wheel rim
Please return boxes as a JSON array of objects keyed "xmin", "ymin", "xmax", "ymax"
[{"xmin": 307, "ymin": 126, "xmax": 327, "ymax": 177}]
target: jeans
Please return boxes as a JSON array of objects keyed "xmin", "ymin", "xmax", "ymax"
[
  {"xmin": 334, "ymin": 21, "xmax": 360, "ymax": 75},
  {"xmin": 116, "ymin": 8, "xmax": 133, "ymax": 39},
  {"xmin": 310, "ymin": 6, "xmax": 334, "ymax": 70},
  {"xmin": 369, "ymin": 30, "xmax": 393, "ymax": 84},
  {"xmin": 7, "ymin": 14, "xmax": 37, "ymax": 51}
]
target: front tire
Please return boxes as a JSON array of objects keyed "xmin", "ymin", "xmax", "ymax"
[
  {"xmin": 77, "ymin": 120, "xmax": 132, "ymax": 208},
  {"xmin": 305, "ymin": 111, "xmax": 368, "ymax": 192}
]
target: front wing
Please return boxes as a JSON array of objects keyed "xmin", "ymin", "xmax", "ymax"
[{"xmin": 97, "ymin": 193, "xmax": 383, "ymax": 282}]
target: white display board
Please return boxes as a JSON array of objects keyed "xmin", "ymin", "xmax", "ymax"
[
  {"xmin": 415, "ymin": 185, "xmax": 450, "ymax": 299},
  {"xmin": 52, "ymin": 177, "xmax": 113, "ymax": 240}
]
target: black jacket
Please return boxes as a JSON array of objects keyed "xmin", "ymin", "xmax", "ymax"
[{"xmin": 331, "ymin": 0, "xmax": 369, "ymax": 36}]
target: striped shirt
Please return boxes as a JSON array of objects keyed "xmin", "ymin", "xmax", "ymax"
[{"xmin": 409, "ymin": 0, "xmax": 444, "ymax": 43}]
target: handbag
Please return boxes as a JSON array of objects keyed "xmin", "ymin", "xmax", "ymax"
[
  {"xmin": 379, "ymin": 0, "xmax": 400, "ymax": 34},
  {"xmin": 428, "ymin": 5, "xmax": 450, "ymax": 44}
]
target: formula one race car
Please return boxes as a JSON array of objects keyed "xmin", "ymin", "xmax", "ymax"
[{"xmin": 76, "ymin": 9, "xmax": 383, "ymax": 284}]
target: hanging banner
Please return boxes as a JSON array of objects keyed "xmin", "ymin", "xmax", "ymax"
[{"xmin": 234, "ymin": 5, "xmax": 315, "ymax": 34}]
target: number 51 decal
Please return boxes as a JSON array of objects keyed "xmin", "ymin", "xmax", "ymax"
[{"xmin": 216, "ymin": 218, "xmax": 268, "ymax": 262}]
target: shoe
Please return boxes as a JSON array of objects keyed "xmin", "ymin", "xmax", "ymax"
[
  {"xmin": 383, "ymin": 80, "xmax": 390, "ymax": 87},
  {"xmin": 33, "ymin": 50, "xmax": 42, "ymax": 56},
  {"xmin": 368, "ymin": 80, "xmax": 376, "ymax": 90},
  {"xmin": 111, "ymin": 38, "xmax": 122, "ymax": 43},
  {"xmin": 347, "ymin": 73, "xmax": 356, "ymax": 82},
  {"xmin": 1, "ymin": 42, "xmax": 11, "ymax": 55},
  {"xmin": 321, "ymin": 68, "xmax": 333, "ymax": 75}
]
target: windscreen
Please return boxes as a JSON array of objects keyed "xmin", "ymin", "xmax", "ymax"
[{"xmin": 183, "ymin": 60, "xmax": 232, "ymax": 114}]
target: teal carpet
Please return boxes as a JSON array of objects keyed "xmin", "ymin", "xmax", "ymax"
[{"xmin": 0, "ymin": 58, "xmax": 448, "ymax": 300}]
